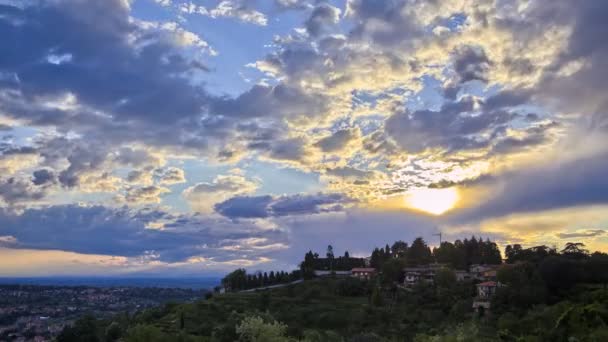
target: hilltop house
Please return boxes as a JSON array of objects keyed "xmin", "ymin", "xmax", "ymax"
[
  {"xmin": 403, "ymin": 264, "xmax": 446, "ymax": 287},
  {"xmin": 351, "ymin": 268, "xmax": 376, "ymax": 280},
  {"xmin": 472, "ymin": 281, "xmax": 503, "ymax": 312},
  {"xmin": 469, "ymin": 264, "xmax": 500, "ymax": 281},
  {"xmin": 455, "ymin": 270, "xmax": 472, "ymax": 281},
  {"xmin": 314, "ymin": 270, "xmax": 352, "ymax": 277}
]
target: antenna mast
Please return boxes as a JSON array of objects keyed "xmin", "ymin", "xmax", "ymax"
[{"xmin": 433, "ymin": 231, "xmax": 442, "ymax": 245}]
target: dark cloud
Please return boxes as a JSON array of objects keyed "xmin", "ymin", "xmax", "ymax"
[
  {"xmin": 345, "ymin": 0, "xmax": 423, "ymax": 47},
  {"xmin": 384, "ymin": 96, "xmax": 541, "ymax": 155},
  {"xmin": 215, "ymin": 193, "xmax": 351, "ymax": 219},
  {"xmin": 32, "ymin": 169, "xmax": 55, "ymax": 186},
  {"xmin": 444, "ymin": 45, "xmax": 492, "ymax": 99},
  {"xmin": 0, "ymin": 0, "xmax": 211, "ymax": 123},
  {"xmin": 212, "ymin": 84, "xmax": 329, "ymax": 122},
  {"xmin": 156, "ymin": 167, "xmax": 186, "ymax": 185},
  {"xmin": 0, "ymin": 0, "xmax": 273, "ymax": 159},
  {"xmin": 0, "ymin": 205, "xmax": 287, "ymax": 262},
  {"xmin": 215, "ymin": 195, "xmax": 275, "ymax": 218},
  {"xmin": 314, "ymin": 128, "xmax": 358, "ymax": 152},
  {"xmin": 450, "ymin": 150, "xmax": 608, "ymax": 223},
  {"xmin": 452, "ymin": 45, "xmax": 492, "ymax": 84},
  {"xmin": 304, "ymin": 3, "xmax": 340, "ymax": 37},
  {"xmin": 557, "ymin": 229, "xmax": 606, "ymax": 239},
  {"xmin": 0, "ymin": 177, "xmax": 47, "ymax": 204}
]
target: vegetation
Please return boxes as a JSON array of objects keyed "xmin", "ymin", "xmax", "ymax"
[
  {"xmin": 300, "ymin": 246, "xmax": 366, "ymax": 278},
  {"xmin": 57, "ymin": 239, "xmax": 608, "ymax": 341},
  {"xmin": 221, "ymin": 269, "xmax": 301, "ymax": 292}
]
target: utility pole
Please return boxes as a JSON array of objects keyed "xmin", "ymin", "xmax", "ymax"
[{"xmin": 433, "ymin": 231, "xmax": 442, "ymax": 246}]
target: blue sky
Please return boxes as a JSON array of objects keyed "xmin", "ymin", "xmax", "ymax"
[{"xmin": 0, "ymin": 0, "xmax": 608, "ymax": 276}]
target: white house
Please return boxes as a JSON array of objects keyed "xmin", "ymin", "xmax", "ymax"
[
  {"xmin": 472, "ymin": 281, "xmax": 503, "ymax": 312},
  {"xmin": 351, "ymin": 268, "xmax": 376, "ymax": 280}
]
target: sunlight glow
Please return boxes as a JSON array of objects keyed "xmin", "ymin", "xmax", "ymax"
[{"xmin": 405, "ymin": 187, "xmax": 459, "ymax": 215}]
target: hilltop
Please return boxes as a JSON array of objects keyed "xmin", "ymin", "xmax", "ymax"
[{"xmin": 55, "ymin": 238, "xmax": 608, "ymax": 341}]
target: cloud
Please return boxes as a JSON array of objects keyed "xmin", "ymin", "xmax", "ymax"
[
  {"xmin": 215, "ymin": 193, "xmax": 352, "ymax": 219},
  {"xmin": 274, "ymin": 0, "xmax": 312, "ymax": 11},
  {"xmin": 157, "ymin": 167, "xmax": 186, "ymax": 185},
  {"xmin": 121, "ymin": 185, "xmax": 170, "ymax": 204},
  {"xmin": 32, "ymin": 169, "xmax": 55, "ymax": 185},
  {"xmin": 200, "ymin": 0, "xmax": 268, "ymax": 26},
  {"xmin": 384, "ymin": 96, "xmax": 548, "ymax": 156},
  {"xmin": 183, "ymin": 174, "xmax": 259, "ymax": 213},
  {"xmin": 314, "ymin": 128, "xmax": 360, "ymax": 153},
  {"xmin": 304, "ymin": 3, "xmax": 341, "ymax": 37},
  {"xmin": 0, "ymin": 177, "xmax": 47, "ymax": 206},
  {"xmin": 557, "ymin": 229, "xmax": 606, "ymax": 239},
  {"xmin": 450, "ymin": 149, "xmax": 608, "ymax": 224},
  {"xmin": 0, "ymin": 204, "xmax": 287, "ymax": 263}
]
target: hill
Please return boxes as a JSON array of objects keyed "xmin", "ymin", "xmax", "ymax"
[{"xmin": 56, "ymin": 275, "xmax": 608, "ymax": 341}]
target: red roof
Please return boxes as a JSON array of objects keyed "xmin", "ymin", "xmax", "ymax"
[
  {"xmin": 477, "ymin": 281, "xmax": 498, "ymax": 287},
  {"xmin": 352, "ymin": 268, "xmax": 376, "ymax": 273}
]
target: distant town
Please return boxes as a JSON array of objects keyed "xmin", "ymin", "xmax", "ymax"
[{"xmin": 0, "ymin": 284, "xmax": 208, "ymax": 341}]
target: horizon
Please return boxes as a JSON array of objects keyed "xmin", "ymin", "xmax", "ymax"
[{"xmin": 1, "ymin": 0, "xmax": 608, "ymax": 278}]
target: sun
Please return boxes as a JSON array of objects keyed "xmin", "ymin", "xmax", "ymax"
[{"xmin": 404, "ymin": 187, "xmax": 459, "ymax": 215}]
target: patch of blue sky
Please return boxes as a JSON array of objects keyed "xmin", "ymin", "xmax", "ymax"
[
  {"xmin": 424, "ymin": 12, "xmax": 467, "ymax": 34},
  {"xmin": 0, "ymin": 125, "xmax": 39, "ymax": 146},
  {"xmin": 354, "ymin": 114, "xmax": 385, "ymax": 135},
  {"xmin": 140, "ymin": 0, "xmax": 311, "ymax": 97},
  {"xmin": 405, "ymin": 75, "xmax": 445, "ymax": 111},
  {"xmin": 247, "ymin": 160, "xmax": 321, "ymax": 196}
]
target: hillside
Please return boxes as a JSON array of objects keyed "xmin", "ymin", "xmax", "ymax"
[{"xmin": 56, "ymin": 276, "xmax": 608, "ymax": 341}]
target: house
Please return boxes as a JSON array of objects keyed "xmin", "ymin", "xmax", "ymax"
[
  {"xmin": 351, "ymin": 268, "xmax": 376, "ymax": 279},
  {"xmin": 469, "ymin": 264, "xmax": 500, "ymax": 281},
  {"xmin": 314, "ymin": 270, "xmax": 352, "ymax": 277},
  {"xmin": 403, "ymin": 264, "xmax": 444, "ymax": 287},
  {"xmin": 455, "ymin": 270, "xmax": 472, "ymax": 281},
  {"xmin": 472, "ymin": 281, "xmax": 503, "ymax": 312},
  {"xmin": 482, "ymin": 269, "xmax": 497, "ymax": 281}
]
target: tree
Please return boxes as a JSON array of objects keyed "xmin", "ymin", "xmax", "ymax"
[
  {"xmin": 370, "ymin": 248, "xmax": 384, "ymax": 269},
  {"xmin": 124, "ymin": 325, "xmax": 169, "ymax": 342},
  {"xmin": 104, "ymin": 322, "xmax": 122, "ymax": 342},
  {"xmin": 327, "ymin": 245, "xmax": 335, "ymax": 270},
  {"xmin": 434, "ymin": 268, "xmax": 457, "ymax": 289},
  {"xmin": 391, "ymin": 241, "xmax": 408, "ymax": 258},
  {"xmin": 326, "ymin": 245, "xmax": 334, "ymax": 259},
  {"xmin": 57, "ymin": 315, "xmax": 101, "ymax": 342},
  {"xmin": 222, "ymin": 269, "xmax": 247, "ymax": 291},
  {"xmin": 344, "ymin": 250, "xmax": 350, "ymax": 258},
  {"xmin": 561, "ymin": 242, "xmax": 589, "ymax": 259},
  {"xmin": 300, "ymin": 250, "xmax": 317, "ymax": 279},
  {"xmin": 539, "ymin": 256, "xmax": 583, "ymax": 291},
  {"xmin": 381, "ymin": 258, "xmax": 405, "ymax": 285},
  {"xmin": 370, "ymin": 287, "xmax": 384, "ymax": 307},
  {"xmin": 407, "ymin": 237, "xmax": 432, "ymax": 266},
  {"xmin": 236, "ymin": 316, "xmax": 293, "ymax": 342},
  {"xmin": 587, "ymin": 252, "xmax": 608, "ymax": 287}
]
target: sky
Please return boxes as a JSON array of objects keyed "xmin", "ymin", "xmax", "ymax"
[{"xmin": 0, "ymin": 0, "xmax": 607, "ymax": 277}]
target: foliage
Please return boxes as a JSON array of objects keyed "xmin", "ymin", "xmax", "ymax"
[
  {"xmin": 222, "ymin": 268, "xmax": 301, "ymax": 292},
  {"xmin": 59, "ymin": 239, "xmax": 608, "ymax": 342},
  {"xmin": 236, "ymin": 315, "xmax": 293, "ymax": 342}
]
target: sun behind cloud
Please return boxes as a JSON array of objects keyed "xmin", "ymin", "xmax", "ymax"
[{"xmin": 405, "ymin": 187, "xmax": 460, "ymax": 215}]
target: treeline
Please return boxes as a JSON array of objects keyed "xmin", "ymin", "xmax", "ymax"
[
  {"xmin": 496, "ymin": 242, "xmax": 608, "ymax": 300},
  {"xmin": 221, "ymin": 268, "xmax": 301, "ymax": 292},
  {"xmin": 369, "ymin": 236, "xmax": 502, "ymax": 270},
  {"xmin": 300, "ymin": 246, "xmax": 366, "ymax": 278}
]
